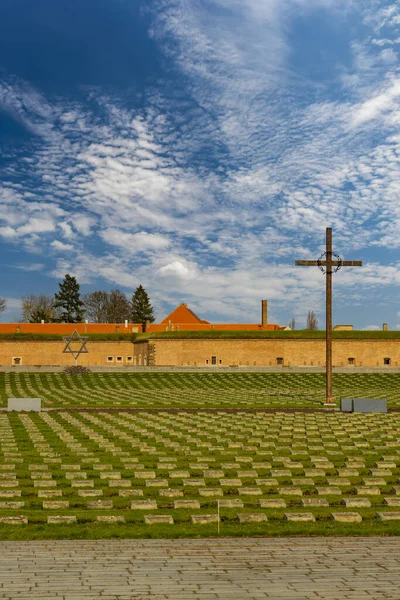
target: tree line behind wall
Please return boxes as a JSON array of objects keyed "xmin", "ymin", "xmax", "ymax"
[{"xmin": 19, "ymin": 274, "xmax": 155, "ymax": 327}]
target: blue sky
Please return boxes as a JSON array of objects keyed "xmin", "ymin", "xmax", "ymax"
[{"xmin": 1, "ymin": 0, "xmax": 400, "ymax": 329}]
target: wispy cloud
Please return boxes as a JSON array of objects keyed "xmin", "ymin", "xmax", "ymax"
[{"xmin": 1, "ymin": 0, "xmax": 400, "ymax": 325}]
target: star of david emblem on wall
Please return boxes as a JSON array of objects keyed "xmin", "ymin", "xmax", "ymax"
[{"xmin": 63, "ymin": 330, "xmax": 89, "ymax": 365}]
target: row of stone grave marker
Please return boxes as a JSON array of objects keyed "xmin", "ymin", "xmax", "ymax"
[{"xmin": 1, "ymin": 411, "xmax": 400, "ymax": 525}]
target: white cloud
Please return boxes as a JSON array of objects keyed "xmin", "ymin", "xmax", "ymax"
[
  {"xmin": 16, "ymin": 263, "xmax": 44, "ymax": 272},
  {"xmin": 350, "ymin": 78, "xmax": 400, "ymax": 127},
  {"xmin": 156, "ymin": 261, "xmax": 198, "ymax": 280},
  {"xmin": 100, "ymin": 229, "xmax": 171, "ymax": 252},
  {"xmin": 51, "ymin": 240, "xmax": 75, "ymax": 252},
  {"xmin": 2, "ymin": 1, "xmax": 400, "ymax": 326}
]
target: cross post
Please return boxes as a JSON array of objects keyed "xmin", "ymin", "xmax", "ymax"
[{"xmin": 295, "ymin": 227, "xmax": 362, "ymax": 405}]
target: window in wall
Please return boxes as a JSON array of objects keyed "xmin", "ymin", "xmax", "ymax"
[
  {"xmin": 348, "ymin": 357, "xmax": 355, "ymax": 365},
  {"xmin": 13, "ymin": 357, "xmax": 21, "ymax": 365},
  {"xmin": 107, "ymin": 356, "xmax": 114, "ymax": 362},
  {"xmin": 384, "ymin": 357, "xmax": 391, "ymax": 365},
  {"xmin": 126, "ymin": 356, "xmax": 133, "ymax": 362},
  {"xmin": 219, "ymin": 359, "xmax": 222, "ymax": 365},
  {"xmin": 211, "ymin": 356, "xmax": 217, "ymax": 365},
  {"xmin": 205, "ymin": 359, "xmax": 209, "ymax": 365},
  {"xmin": 116, "ymin": 356, "xmax": 123, "ymax": 362},
  {"xmin": 277, "ymin": 357, "xmax": 284, "ymax": 366}
]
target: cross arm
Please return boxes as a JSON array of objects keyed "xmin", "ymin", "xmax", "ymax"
[
  {"xmin": 295, "ymin": 260, "xmax": 362, "ymax": 267},
  {"xmin": 340, "ymin": 261, "xmax": 363, "ymax": 267}
]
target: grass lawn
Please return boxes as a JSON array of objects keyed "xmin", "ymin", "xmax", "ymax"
[
  {"xmin": 1, "ymin": 371, "xmax": 400, "ymax": 540},
  {"xmin": 137, "ymin": 330, "xmax": 400, "ymax": 340},
  {"xmin": 1, "ymin": 371, "xmax": 400, "ymax": 408},
  {"xmin": 1, "ymin": 408, "xmax": 400, "ymax": 539}
]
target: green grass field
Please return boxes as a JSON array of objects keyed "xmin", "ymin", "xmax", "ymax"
[
  {"xmin": 1, "ymin": 372, "xmax": 399, "ymax": 408},
  {"xmin": 0, "ymin": 410, "xmax": 400, "ymax": 539},
  {"xmin": 1, "ymin": 371, "xmax": 400, "ymax": 540}
]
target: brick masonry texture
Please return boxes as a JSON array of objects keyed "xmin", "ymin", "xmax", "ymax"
[
  {"xmin": 0, "ymin": 341, "xmax": 135, "ymax": 367},
  {"xmin": 135, "ymin": 338, "xmax": 400, "ymax": 368},
  {"xmin": 1, "ymin": 337, "xmax": 400, "ymax": 367}
]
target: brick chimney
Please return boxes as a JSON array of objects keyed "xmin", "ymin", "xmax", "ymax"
[
  {"xmin": 261, "ymin": 300, "xmax": 268, "ymax": 326},
  {"xmin": 383, "ymin": 323, "xmax": 388, "ymax": 331}
]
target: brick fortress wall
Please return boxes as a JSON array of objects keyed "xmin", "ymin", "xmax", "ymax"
[
  {"xmin": 0, "ymin": 338, "xmax": 398, "ymax": 367},
  {"xmin": 134, "ymin": 338, "xmax": 400, "ymax": 368},
  {"xmin": 0, "ymin": 341, "xmax": 135, "ymax": 367}
]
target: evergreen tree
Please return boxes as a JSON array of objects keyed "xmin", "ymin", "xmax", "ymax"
[
  {"xmin": 54, "ymin": 274, "xmax": 84, "ymax": 323},
  {"xmin": 131, "ymin": 285, "xmax": 155, "ymax": 331},
  {"xmin": 30, "ymin": 308, "xmax": 54, "ymax": 323}
]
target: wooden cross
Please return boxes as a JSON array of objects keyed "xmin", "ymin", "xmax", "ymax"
[{"xmin": 295, "ymin": 227, "xmax": 362, "ymax": 404}]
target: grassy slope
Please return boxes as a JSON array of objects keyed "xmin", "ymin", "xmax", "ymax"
[
  {"xmin": 0, "ymin": 333, "xmax": 135, "ymax": 341},
  {"xmin": 0, "ymin": 330, "xmax": 399, "ymax": 342},
  {"xmin": 136, "ymin": 330, "xmax": 400, "ymax": 340}
]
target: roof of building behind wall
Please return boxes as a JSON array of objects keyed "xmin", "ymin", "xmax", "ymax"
[{"xmin": 160, "ymin": 303, "xmax": 210, "ymax": 325}]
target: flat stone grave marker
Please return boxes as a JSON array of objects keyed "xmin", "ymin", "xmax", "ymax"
[
  {"xmin": 8, "ymin": 398, "xmax": 41, "ymax": 412},
  {"xmin": 341, "ymin": 398, "xmax": 387, "ymax": 413},
  {"xmin": 331, "ymin": 512, "xmax": 362, "ymax": 523}
]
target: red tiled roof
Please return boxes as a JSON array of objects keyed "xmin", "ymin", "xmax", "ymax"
[{"xmin": 161, "ymin": 304, "xmax": 210, "ymax": 325}]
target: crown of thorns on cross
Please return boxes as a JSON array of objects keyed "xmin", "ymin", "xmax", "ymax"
[
  {"xmin": 317, "ymin": 251, "xmax": 343, "ymax": 275},
  {"xmin": 62, "ymin": 330, "xmax": 89, "ymax": 359}
]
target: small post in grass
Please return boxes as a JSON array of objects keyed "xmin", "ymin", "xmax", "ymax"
[{"xmin": 295, "ymin": 227, "xmax": 362, "ymax": 405}]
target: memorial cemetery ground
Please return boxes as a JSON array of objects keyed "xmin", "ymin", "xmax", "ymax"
[
  {"xmin": 1, "ymin": 372, "xmax": 400, "ymax": 539},
  {"xmin": 2, "ymin": 371, "xmax": 400, "ymax": 408}
]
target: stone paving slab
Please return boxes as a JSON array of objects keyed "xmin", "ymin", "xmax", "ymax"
[{"xmin": 1, "ymin": 537, "xmax": 400, "ymax": 599}]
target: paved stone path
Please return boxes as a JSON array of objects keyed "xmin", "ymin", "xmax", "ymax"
[{"xmin": 0, "ymin": 537, "xmax": 399, "ymax": 599}]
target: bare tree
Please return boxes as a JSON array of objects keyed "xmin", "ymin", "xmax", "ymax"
[
  {"xmin": 106, "ymin": 289, "xmax": 131, "ymax": 323},
  {"xmin": 0, "ymin": 297, "xmax": 6, "ymax": 316},
  {"xmin": 21, "ymin": 295, "xmax": 59, "ymax": 323},
  {"xmin": 288, "ymin": 317, "xmax": 296, "ymax": 330},
  {"xmin": 306, "ymin": 310, "xmax": 318, "ymax": 330},
  {"xmin": 83, "ymin": 291, "xmax": 109, "ymax": 323}
]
